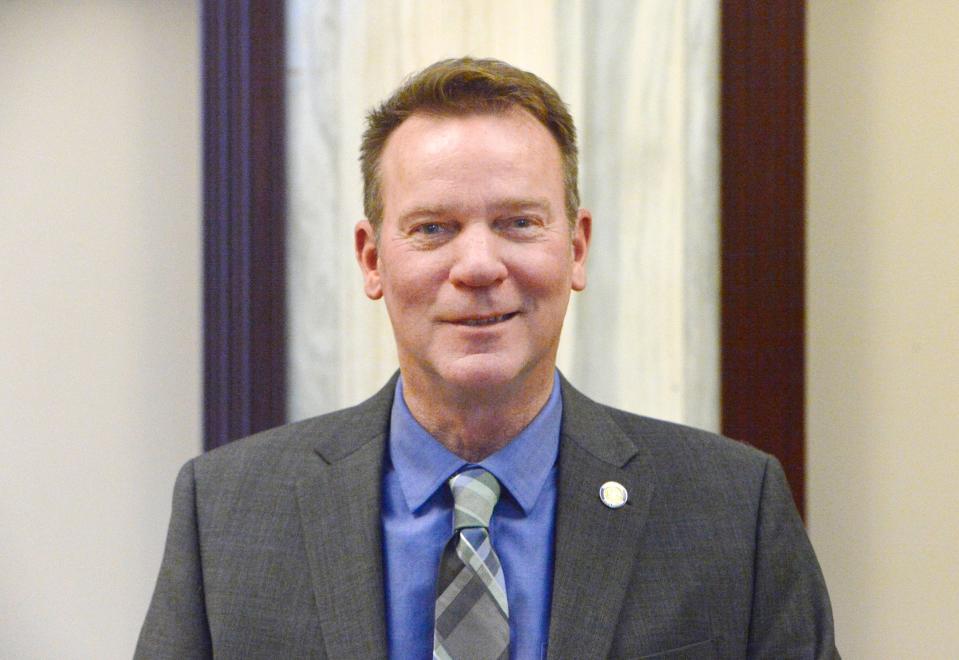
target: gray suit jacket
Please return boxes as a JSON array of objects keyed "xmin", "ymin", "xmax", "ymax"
[{"xmin": 136, "ymin": 375, "xmax": 838, "ymax": 659}]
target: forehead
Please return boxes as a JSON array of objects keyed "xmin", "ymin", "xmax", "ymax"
[{"xmin": 378, "ymin": 109, "xmax": 564, "ymax": 213}]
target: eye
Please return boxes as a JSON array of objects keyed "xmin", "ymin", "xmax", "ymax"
[
  {"xmin": 413, "ymin": 222, "xmax": 445, "ymax": 235},
  {"xmin": 407, "ymin": 221, "xmax": 456, "ymax": 246},
  {"xmin": 498, "ymin": 216, "xmax": 542, "ymax": 235}
]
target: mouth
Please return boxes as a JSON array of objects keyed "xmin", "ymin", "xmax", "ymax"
[{"xmin": 451, "ymin": 312, "xmax": 518, "ymax": 327}]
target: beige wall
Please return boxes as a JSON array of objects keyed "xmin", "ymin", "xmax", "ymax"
[
  {"xmin": 0, "ymin": 2, "xmax": 200, "ymax": 656},
  {"xmin": 807, "ymin": 1, "xmax": 959, "ymax": 657}
]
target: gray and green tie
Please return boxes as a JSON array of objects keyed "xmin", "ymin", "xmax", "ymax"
[{"xmin": 433, "ymin": 468, "xmax": 509, "ymax": 660}]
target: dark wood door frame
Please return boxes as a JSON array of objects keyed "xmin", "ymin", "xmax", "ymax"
[
  {"xmin": 203, "ymin": 0, "xmax": 286, "ymax": 450},
  {"xmin": 721, "ymin": 1, "xmax": 806, "ymax": 514},
  {"xmin": 201, "ymin": 1, "xmax": 808, "ymax": 514}
]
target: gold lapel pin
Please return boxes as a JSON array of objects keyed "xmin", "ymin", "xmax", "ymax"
[{"xmin": 599, "ymin": 481, "xmax": 628, "ymax": 509}]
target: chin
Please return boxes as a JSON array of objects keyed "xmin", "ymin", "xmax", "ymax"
[{"xmin": 438, "ymin": 354, "xmax": 527, "ymax": 391}]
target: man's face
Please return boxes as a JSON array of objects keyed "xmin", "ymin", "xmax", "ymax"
[{"xmin": 355, "ymin": 109, "xmax": 590, "ymax": 395}]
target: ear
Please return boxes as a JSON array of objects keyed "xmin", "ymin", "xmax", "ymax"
[
  {"xmin": 354, "ymin": 219, "xmax": 383, "ymax": 300},
  {"xmin": 570, "ymin": 208, "xmax": 591, "ymax": 291}
]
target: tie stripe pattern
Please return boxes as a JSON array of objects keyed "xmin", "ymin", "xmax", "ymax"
[{"xmin": 433, "ymin": 468, "xmax": 509, "ymax": 660}]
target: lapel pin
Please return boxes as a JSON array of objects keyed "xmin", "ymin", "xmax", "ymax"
[{"xmin": 599, "ymin": 481, "xmax": 628, "ymax": 509}]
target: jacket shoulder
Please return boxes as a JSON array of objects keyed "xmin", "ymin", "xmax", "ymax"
[
  {"xmin": 559, "ymin": 373, "xmax": 772, "ymax": 474},
  {"xmin": 603, "ymin": 404, "xmax": 770, "ymax": 467},
  {"xmin": 190, "ymin": 376, "xmax": 396, "ymax": 488}
]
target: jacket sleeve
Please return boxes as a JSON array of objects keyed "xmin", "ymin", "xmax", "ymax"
[
  {"xmin": 747, "ymin": 456, "xmax": 840, "ymax": 659},
  {"xmin": 135, "ymin": 459, "xmax": 213, "ymax": 659}
]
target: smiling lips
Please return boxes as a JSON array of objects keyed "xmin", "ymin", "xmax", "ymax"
[{"xmin": 450, "ymin": 312, "xmax": 519, "ymax": 327}]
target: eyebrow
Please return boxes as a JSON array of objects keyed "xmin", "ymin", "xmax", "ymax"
[
  {"xmin": 488, "ymin": 197, "xmax": 551, "ymax": 215},
  {"xmin": 397, "ymin": 197, "xmax": 552, "ymax": 225}
]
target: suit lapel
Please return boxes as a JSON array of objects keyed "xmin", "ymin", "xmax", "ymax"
[
  {"xmin": 547, "ymin": 378, "xmax": 655, "ymax": 659},
  {"xmin": 295, "ymin": 378, "xmax": 397, "ymax": 660}
]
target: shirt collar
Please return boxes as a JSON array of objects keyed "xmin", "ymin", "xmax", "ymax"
[{"xmin": 389, "ymin": 373, "xmax": 562, "ymax": 515}]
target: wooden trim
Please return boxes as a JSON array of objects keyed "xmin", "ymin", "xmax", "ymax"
[
  {"xmin": 720, "ymin": 1, "xmax": 806, "ymax": 515},
  {"xmin": 203, "ymin": 0, "xmax": 286, "ymax": 451}
]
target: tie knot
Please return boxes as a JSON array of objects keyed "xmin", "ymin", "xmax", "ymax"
[{"xmin": 449, "ymin": 468, "xmax": 501, "ymax": 531}]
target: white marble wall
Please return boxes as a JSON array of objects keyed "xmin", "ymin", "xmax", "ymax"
[{"xmin": 286, "ymin": 0, "xmax": 719, "ymax": 430}]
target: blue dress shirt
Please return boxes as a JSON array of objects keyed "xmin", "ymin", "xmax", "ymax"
[{"xmin": 382, "ymin": 374, "xmax": 561, "ymax": 660}]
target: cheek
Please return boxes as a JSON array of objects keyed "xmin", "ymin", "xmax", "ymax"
[
  {"xmin": 509, "ymin": 251, "xmax": 573, "ymax": 298},
  {"xmin": 382, "ymin": 263, "xmax": 445, "ymax": 311}
]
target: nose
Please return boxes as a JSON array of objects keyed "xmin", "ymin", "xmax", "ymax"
[{"xmin": 448, "ymin": 225, "xmax": 508, "ymax": 288}]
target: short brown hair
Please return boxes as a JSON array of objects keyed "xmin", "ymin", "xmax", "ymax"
[{"xmin": 360, "ymin": 57, "xmax": 579, "ymax": 231}]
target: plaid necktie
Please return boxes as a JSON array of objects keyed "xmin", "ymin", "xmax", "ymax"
[{"xmin": 433, "ymin": 468, "xmax": 509, "ymax": 660}]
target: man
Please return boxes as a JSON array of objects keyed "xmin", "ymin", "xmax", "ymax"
[{"xmin": 137, "ymin": 58, "xmax": 838, "ymax": 658}]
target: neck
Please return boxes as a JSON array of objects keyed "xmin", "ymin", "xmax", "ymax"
[{"xmin": 401, "ymin": 370, "xmax": 555, "ymax": 462}]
